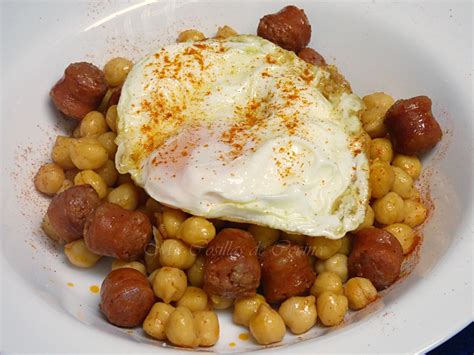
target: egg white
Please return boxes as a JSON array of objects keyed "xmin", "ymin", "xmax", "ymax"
[{"xmin": 116, "ymin": 35, "xmax": 369, "ymax": 238}]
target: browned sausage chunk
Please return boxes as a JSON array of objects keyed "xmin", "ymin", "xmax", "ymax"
[
  {"xmin": 260, "ymin": 243, "xmax": 315, "ymax": 303},
  {"xmin": 385, "ymin": 96, "xmax": 442, "ymax": 155},
  {"xmin": 100, "ymin": 268, "xmax": 155, "ymax": 327},
  {"xmin": 50, "ymin": 62, "xmax": 108, "ymax": 120},
  {"xmin": 204, "ymin": 228, "xmax": 260, "ymax": 299},
  {"xmin": 47, "ymin": 185, "xmax": 101, "ymax": 243},
  {"xmin": 298, "ymin": 47, "xmax": 326, "ymax": 66},
  {"xmin": 257, "ymin": 5, "xmax": 311, "ymax": 52},
  {"xmin": 348, "ymin": 228, "xmax": 403, "ymax": 290},
  {"xmin": 84, "ymin": 202, "xmax": 152, "ymax": 261}
]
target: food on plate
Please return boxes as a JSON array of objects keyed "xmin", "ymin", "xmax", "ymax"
[
  {"xmin": 84, "ymin": 202, "xmax": 152, "ymax": 261},
  {"xmin": 34, "ymin": 3, "xmax": 441, "ymax": 348},
  {"xmin": 47, "ymin": 185, "xmax": 101, "ymax": 243},
  {"xmin": 257, "ymin": 5, "xmax": 311, "ymax": 52},
  {"xmin": 100, "ymin": 268, "xmax": 155, "ymax": 327},
  {"xmin": 116, "ymin": 34, "xmax": 368, "ymax": 239},
  {"xmin": 50, "ymin": 62, "xmax": 107, "ymax": 120},
  {"xmin": 348, "ymin": 228, "xmax": 403, "ymax": 290},
  {"xmin": 385, "ymin": 96, "xmax": 443, "ymax": 155},
  {"xmin": 260, "ymin": 243, "xmax": 315, "ymax": 303},
  {"xmin": 297, "ymin": 47, "xmax": 326, "ymax": 66},
  {"xmin": 203, "ymin": 229, "xmax": 261, "ymax": 299}
]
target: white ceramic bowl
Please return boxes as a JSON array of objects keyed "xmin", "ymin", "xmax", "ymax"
[{"xmin": 2, "ymin": 1, "xmax": 472, "ymax": 353}]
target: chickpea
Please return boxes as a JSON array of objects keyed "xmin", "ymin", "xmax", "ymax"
[
  {"xmin": 391, "ymin": 166, "xmax": 414, "ymax": 198},
  {"xmin": 247, "ymin": 225, "xmax": 279, "ymax": 249},
  {"xmin": 143, "ymin": 302, "xmax": 175, "ymax": 340},
  {"xmin": 165, "ymin": 306, "xmax": 199, "ymax": 348},
  {"xmin": 64, "ymin": 239, "xmax": 101, "ymax": 268},
  {"xmin": 153, "ymin": 267, "xmax": 187, "ymax": 303},
  {"xmin": 159, "ymin": 239, "xmax": 196, "ymax": 269},
  {"xmin": 280, "ymin": 232, "xmax": 306, "ymax": 245},
  {"xmin": 111, "ymin": 259, "xmax": 146, "ymax": 274},
  {"xmin": 406, "ymin": 186, "xmax": 422, "ymax": 202},
  {"xmin": 79, "ymin": 111, "xmax": 108, "ymax": 137},
  {"xmin": 176, "ymin": 287, "xmax": 208, "ymax": 312},
  {"xmin": 187, "ymin": 255, "xmax": 205, "ymax": 287},
  {"xmin": 363, "ymin": 92, "xmax": 395, "ymax": 109},
  {"xmin": 355, "ymin": 205, "xmax": 374, "ymax": 232},
  {"xmin": 324, "ymin": 253, "xmax": 348, "ymax": 282},
  {"xmin": 51, "ymin": 136, "xmax": 75, "ymax": 169},
  {"xmin": 361, "ymin": 93, "xmax": 394, "ymax": 138},
  {"xmin": 148, "ymin": 268, "xmax": 160, "ymax": 284},
  {"xmin": 194, "ymin": 310, "xmax": 219, "ymax": 347},
  {"xmin": 97, "ymin": 132, "xmax": 117, "ymax": 160},
  {"xmin": 369, "ymin": 138, "xmax": 393, "ymax": 163},
  {"xmin": 93, "ymin": 159, "xmax": 118, "ymax": 187},
  {"xmin": 337, "ymin": 235, "xmax": 352, "ymax": 255},
  {"xmin": 361, "ymin": 107, "xmax": 388, "ymax": 138},
  {"xmin": 233, "ymin": 294, "xmax": 267, "ymax": 327},
  {"xmin": 249, "ymin": 304, "xmax": 286, "ymax": 345},
  {"xmin": 404, "ymin": 200, "xmax": 427, "ymax": 227},
  {"xmin": 314, "ymin": 259, "xmax": 326, "ymax": 274},
  {"xmin": 210, "ymin": 295, "xmax": 233, "ymax": 310},
  {"xmin": 310, "ymin": 271, "xmax": 343, "ymax": 297},
  {"xmin": 384, "ymin": 223, "xmax": 415, "ymax": 255},
  {"xmin": 215, "ymin": 25, "xmax": 238, "ymax": 38},
  {"xmin": 56, "ymin": 179, "xmax": 74, "ymax": 194},
  {"xmin": 279, "ymin": 296, "xmax": 317, "ymax": 335},
  {"xmin": 41, "ymin": 213, "xmax": 59, "ymax": 241},
  {"xmin": 344, "ymin": 277, "xmax": 378, "ymax": 310},
  {"xmin": 369, "ymin": 160, "xmax": 395, "ymax": 199},
  {"xmin": 34, "ymin": 163, "xmax": 65, "ymax": 195},
  {"xmin": 316, "ymin": 291, "xmax": 348, "ymax": 327},
  {"xmin": 162, "ymin": 208, "xmax": 187, "ymax": 238},
  {"xmin": 392, "ymin": 155, "xmax": 422, "ymax": 180},
  {"xmin": 105, "ymin": 105, "xmax": 118, "ymax": 133},
  {"xmin": 74, "ymin": 170, "xmax": 108, "ymax": 199},
  {"xmin": 178, "ymin": 216, "xmax": 216, "ymax": 247},
  {"xmin": 69, "ymin": 137, "xmax": 108, "ymax": 170},
  {"xmin": 107, "ymin": 183, "xmax": 138, "ymax": 210},
  {"xmin": 177, "ymin": 29, "xmax": 205, "ymax": 43},
  {"xmin": 373, "ymin": 192, "xmax": 405, "ymax": 225},
  {"xmin": 306, "ymin": 236, "xmax": 342, "ymax": 260},
  {"xmin": 103, "ymin": 57, "xmax": 133, "ymax": 87}
]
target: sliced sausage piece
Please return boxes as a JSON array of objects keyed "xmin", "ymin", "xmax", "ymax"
[
  {"xmin": 84, "ymin": 202, "xmax": 152, "ymax": 261},
  {"xmin": 50, "ymin": 62, "xmax": 108, "ymax": 120},
  {"xmin": 260, "ymin": 243, "xmax": 315, "ymax": 303},
  {"xmin": 348, "ymin": 228, "xmax": 403, "ymax": 290},
  {"xmin": 385, "ymin": 96, "xmax": 442, "ymax": 155},
  {"xmin": 257, "ymin": 5, "xmax": 311, "ymax": 52},
  {"xmin": 204, "ymin": 228, "xmax": 260, "ymax": 299},
  {"xmin": 47, "ymin": 185, "xmax": 101, "ymax": 243},
  {"xmin": 100, "ymin": 268, "xmax": 155, "ymax": 327},
  {"xmin": 298, "ymin": 47, "xmax": 326, "ymax": 66}
]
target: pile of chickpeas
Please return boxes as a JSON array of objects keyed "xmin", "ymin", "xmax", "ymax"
[{"xmin": 35, "ymin": 26, "xmax": 429, "ymax": 348}]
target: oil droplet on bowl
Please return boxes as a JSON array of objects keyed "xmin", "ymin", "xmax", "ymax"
[
  {"xmin": 229, "ymin": 342, "xmax": 236, "ymax": 347},
  {"xmin": 89, "ymin": 285, "xmax": 100, "ymax": 293},
  {"xmin": 67, "ymin": 282, "xmax": 74, "ymax": 287},
  {"xmin": 238, "ymin": 332, "xmax": 250, "ymax": 341}
]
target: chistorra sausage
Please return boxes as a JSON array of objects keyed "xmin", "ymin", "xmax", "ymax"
[{"xmin": 204, "ymin": 228, "xmax": 261, "ymax": 299}]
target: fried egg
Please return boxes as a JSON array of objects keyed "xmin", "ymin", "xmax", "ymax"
[{"xmin": 116, "ymin": 35, "xmax": 369, "ymax": 239}]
